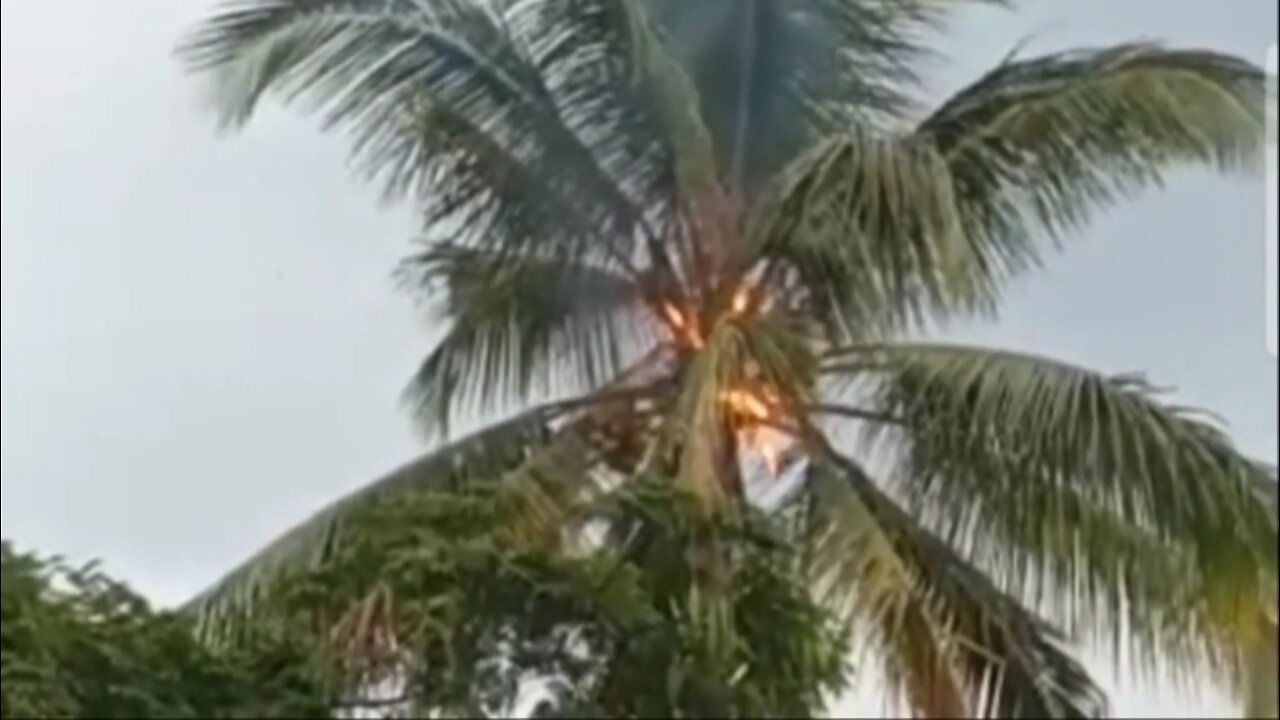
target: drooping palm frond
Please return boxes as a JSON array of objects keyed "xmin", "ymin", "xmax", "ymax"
[
  {"xmin": 501, "ymin": 0, "xmax": 731, "ymax": 308},
  {"xmin": 823, "ymin": 342, "xmax": 1278, "ymax": 678},
  {"xmin": 803, "ymin": 461, "xmax": 970, "ymax": 718},
  {"xmin": 401, "ymin": 244, "xmax": 647, "ymax": 438},
  {"xmin": 180, "ymin": 0, "xmax": 670, "ymax": 266},
  {"xmin": 832, "ymin": 342, "xmax": 1278, "ymax": 560},
  {"xmin": 806, "ymin": 454, "xmax": 1107, "ymax": 719},
  {"xmin": 505, "ymin": 0, "xmax": 703, "ymax": 239},
  {"xmin": 185, "ymin": 407, "xmax": 561, "ymax": 632},
  {"xmin": 367, "ymin": 103, "xmax": 639, "ymax": 315},
  {"xmin": 925, "ymin": 43, "xmax": 1266, "ymax": 271},
  {"xmin": 759, "ymin": 45, "xmax": 1268, "ymax": 333},
  {"xmin": 935, "ymin": 480, "xmax": 1219, "ymax": 678},
  {"xmin": 644, "ymin": 0, "xmax": 1002, "ymax": 195},
  {"xmin": 180, "ymin": 0, "xmax": 528, "ymax": 133}
]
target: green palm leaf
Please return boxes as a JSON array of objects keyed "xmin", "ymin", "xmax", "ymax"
[
  {"xmin": 501, "ymin": 0, "xmax": 725, "ymax": 298},
  {"xmin": 936, "ymin": 481, "xmax": 1219, "ymax": 676},
  {"xmin": 824, "ymin": 343, "xmax": 1278, "ymax": 678},
  {"xmin": 507, "ymin": 0, "xmax": 699, "ymax": 233},
  {"xmin": 753, "ymin": 128, "xmax": 984, "ymax": 338},
  {"xmin": 401, "ymin": 244, "xmax": 647, "ymax": 437},
  {"xmin": 180, "ymin": 0, "xmax": 529, "ymax": 132},
  {"xmin": 761, "ymin": 45, "xmax": 1268, "ymax": 333},
  {"xmin": 184, "ymin": 408, "xmax": 558, "ymax": 631},
  {"xmin": 807, "ymin": 454, "xmax": 1107, "ymax": 718},
  {"xmin": 180, "ymin": 0, "xmax": 659, "ymax": 265},
  {"xmin": 926, "ymin": 44, "xmax": 1266, "ymax": 276},
  {"xmin": 645, "ymin": 0, "xmax": 1000, "ymax": 195}
]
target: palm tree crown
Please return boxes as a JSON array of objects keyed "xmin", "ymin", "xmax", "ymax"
[{"xmin": 179, "ymin": 1, "xmax": 1277, "ymax": 717}]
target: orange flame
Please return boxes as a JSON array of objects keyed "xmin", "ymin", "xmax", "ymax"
[
  {"xmin": 656, "ymin": 290, "xmax": 793, "ymax": 475},
  {"xmin": 660, "ymin": 302, "xmax": 704, "ymax": 349},
  {"xmin": 730, "ymin": 284, "xmax": 772, "ymax": 319},
  {"xmin": 721, "ymin": 388, "xmax": 771, "ymax": 422},
  {"xmin": 720, "ymin": 387, "xmax": 794, "ymax": 477},
  {"xmin": 661, "ymin": 302, "xmax": 686, "ymax": 331}
]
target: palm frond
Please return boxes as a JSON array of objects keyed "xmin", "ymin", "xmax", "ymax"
[
  {"xmin": 180, "ymin": 0, "xmax": 523, "ymax": 132},
  {"xmin": 805, "ymin": 461, "xmax": 971, "ymax": 718},
  {"xmin": 823, "ymin": 342, "xmax": 1278, "ymax": 679},
  {"xmin": 180, "ymin": 0, "xmax": 659, "ymax": 267},
  {"xmin": 759, "ymin": 45, "xmax": 1268, "ymax": 332},
  {"xmin": 806, "ymin": 454, "xmax": 1107, "ymax": 718},
  {"xmin": 401, "ymin": 244, "xmax": 648, "ymax": 437},
  {"xmin": 644, "ymin": 0, "xmax": 1001, "ymax": 195},
  {"xmin": 184, "ymin": 407, "xmax": 561, "ymax": 631},
  {"xmin": 925, "ymin": 44, "xmax": 1266, "ymax": 273},
  {"xmin": 752, "ymin": 129, "xmax": 988, "ymax": 340},
  {"xmin": 941, "ymin": 481, "xmax": 1221, "ymax": 679},
  {"xmin": 385, "ymin": 104, "xmax": 633, "ymax": 277},
  {"xmin": 506, "ymin": 0, "xmax": 710, "ymax": 236}
]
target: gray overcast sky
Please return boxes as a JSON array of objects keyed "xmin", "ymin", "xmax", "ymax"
[{"xmin": 1, "ymin": 1, "xmax": 1276, "ymax": 717}]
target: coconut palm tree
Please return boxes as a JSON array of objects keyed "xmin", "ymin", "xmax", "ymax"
[{"xmin": 179, "ymin": 1, "xmax": 1277, "ymax": 716}]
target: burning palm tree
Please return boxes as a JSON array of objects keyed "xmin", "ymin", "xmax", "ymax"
[{"xmin": 179, "ymin": 1, "xmax": 1277, "ymax": 716}]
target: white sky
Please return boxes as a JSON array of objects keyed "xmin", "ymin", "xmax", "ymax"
[{"xmin": 1, "ymin": 1, "xmax": 1276, "ymax": 717}]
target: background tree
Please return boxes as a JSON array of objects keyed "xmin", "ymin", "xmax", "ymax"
[
  {"xmin": 0, "ymin": 541, "xmax": 334, "ymax": 719},
  {"xmin": 248, "ymin": 477, "xmax": 851, "ymax": 718},
  {"xmin": 5, "ymin": 474, "xmax": 852, "ymax": 720},
  {"xmin": 179, "ymin": 1, "xmax": 1278, "ymax": 717}
]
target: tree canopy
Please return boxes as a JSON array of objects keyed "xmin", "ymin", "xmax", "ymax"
[
  {"xmin": 0, "ymin": 542, "xmax": 333, "ymax": 719},
  {"xmin": 3, "ymin": 478, "xmax": 858, "ymax": 718}
]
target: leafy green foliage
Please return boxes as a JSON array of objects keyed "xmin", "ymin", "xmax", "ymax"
[
  {"xmin": 401, "ymin": 244, "xmax": 648, "ymax": 435},
  {"xmin": 249, "ymin": 479, "xmax": 851, "ymax": 718},
  {"xmin": 0, "ymin": 542, "xmax": 333, "ymax": 719},
  {"xmin": 185, "ymin": 408, "xmax": 558, "ymax": 627}
]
